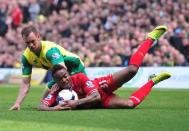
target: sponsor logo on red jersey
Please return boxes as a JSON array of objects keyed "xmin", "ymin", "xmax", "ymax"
[{"xmin": 86, "ymin": 81, "xmax": 94, "ymax": 88}]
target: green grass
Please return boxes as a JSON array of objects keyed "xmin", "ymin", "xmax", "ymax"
[{"xmin": 0, "ymin": 85, "xmax": 189, "ymax": 131}]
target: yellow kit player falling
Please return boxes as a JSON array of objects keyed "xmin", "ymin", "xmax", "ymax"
[{"xmin": 10, "ymin": 25, "xmax": 87, "ymax": 110}]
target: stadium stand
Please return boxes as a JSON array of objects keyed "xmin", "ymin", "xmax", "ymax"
[{"xmin": 0, "ymin": 0, "xmax": 189, "ymax": 68}]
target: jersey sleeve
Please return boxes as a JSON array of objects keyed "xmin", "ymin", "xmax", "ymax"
[
  {"xmin": 21, "ymin": 55, "xmax": 32, "ymax": 77},
  {"xmin": 79, "ymin": 73, "xmax": 99, "ymax": 96},
  {"xmin": 41, "ymin": 93, "xmax": 57, "ymax": 107},
  {"xmin": 47, "ymin": 79, "xmax": 56, "ymax": 89},
  {"xmin": 42, "ymin": 84, "xmax": 60, "ymax": 106},
  {"xmin": 46, "ymin": 47, "xmax": 65, "ymax": 65}
]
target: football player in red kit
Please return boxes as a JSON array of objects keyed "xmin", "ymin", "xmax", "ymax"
[{"xmin": 39, "ymin": 25, "xmax": 171, "ymax": 111}]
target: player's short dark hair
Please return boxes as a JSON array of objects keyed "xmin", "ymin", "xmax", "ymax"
[
  {"xmin": 51, "ymin": 64, "xmax": 66, "ymax": 78},
  {"xmin": 21, "ymin": 25, "xmax": 38, "ymax": 37}
]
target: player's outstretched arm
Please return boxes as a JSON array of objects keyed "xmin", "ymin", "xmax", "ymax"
[
  {"xmin": 9, "ymin": 77, "xmax": 31, "ymax": 110},
  {"xmin": 38, "ymin": 102, "xmax": 71, "ymax": 111}
]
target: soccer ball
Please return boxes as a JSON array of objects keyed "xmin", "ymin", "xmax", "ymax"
[{"xmin": 57, "ymin": 89, "xmax": 78, "ymax": 105}]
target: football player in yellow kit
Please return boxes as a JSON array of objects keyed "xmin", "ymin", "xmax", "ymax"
[{"xmin": 10, "ymin": 25, "xmax": 86, "ymax": 110}]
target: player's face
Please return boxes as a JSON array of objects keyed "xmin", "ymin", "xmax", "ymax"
[
  {"xmin": 54, "ymin": 69, "xmax": 72, "ymax": 89},
  {"xmin": 23, "ymin": 32, "xmax": 41, "ymax": 53}
]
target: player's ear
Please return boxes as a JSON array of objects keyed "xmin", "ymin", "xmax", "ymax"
[{"xmin": 36, "ymin": 33, "xmax": 40, "ymax": 40}]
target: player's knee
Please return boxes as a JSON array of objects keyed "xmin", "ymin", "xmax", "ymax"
[
  {"xmin": 119, "ymin": 100, "xmax": 135, "ymax": 109},
  {"xmin": 128, "ymin": 65, "xmax": 138, "ymax": 76},
  {"xmin": 125, "ymin": 101, "xmax": 135, "ymax": 109}
]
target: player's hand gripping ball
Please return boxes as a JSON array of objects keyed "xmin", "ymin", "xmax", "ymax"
[{"xmin": 57, "ymin": 89, "xmax": 78, "ymax": 105}]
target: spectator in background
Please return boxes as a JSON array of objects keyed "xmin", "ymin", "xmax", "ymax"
[
  {"xmin": 0, "ymin": 1, "xmax": 7, "ymax": 22},
  {"xmin": 28, "ymin": 0, "xmax": 40, "ymax": 21},
  {"xmin": 39, "ymin": 0, "xmax": 53, "ymax": 16},
  {"xmin": 0, "ymin": 19, "xmax": 8, "ymax": 36},
  {"xmin": 112, "ymin": 55, "xmax": 123, "ymax": 67},
  {"xmin": 9, "ymin": 0, "xmax": 23, "ymax": 29},
  {"xmin": 0, "ymin": 1, "xmax": 8, "ymax": 36},
  {"xmin": 99, "ymin": 54, "xmax": 112, "ymax": 67},
  {"xmin": 182, "ymin": 38, "xmax": 189, "ymax": 63},
  {"xmin": 18, "ymin": 0, "xmax": 30, "ymax": 23}
]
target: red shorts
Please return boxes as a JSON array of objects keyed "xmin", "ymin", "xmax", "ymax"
[{"xmin": 93, "ymin": 74, "xmax": 118, "ymax": 108}]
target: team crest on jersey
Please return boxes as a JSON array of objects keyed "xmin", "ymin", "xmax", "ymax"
[
  {"xmin": 46, "ymin": 94, "xmax": 52, "ymax": 100},
  {"xmin": 86, "ymin": 81, "xmax": 94, "ymax": 88},
  {"xmin": 52, "ymin": 53, "xmax": 60, "ymax": 59}
]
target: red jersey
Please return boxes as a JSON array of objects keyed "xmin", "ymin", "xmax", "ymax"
[
  {"xmin": 42, "ymin": 73, "xmax": 117, "ymax": 108},
  {"xmin": 11, "ymin": 6, "xmax": 23, "ymax": 26},
  {"xmin": 70, "ymin": 73, "xmax": 99, "ymax": 99}
]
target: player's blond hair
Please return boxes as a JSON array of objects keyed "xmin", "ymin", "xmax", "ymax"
[{"xmin": 21, "ymin": 25, "xmax": 39, "ymax": 37}]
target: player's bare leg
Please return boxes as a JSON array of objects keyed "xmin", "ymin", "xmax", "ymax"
[
  {"xmin": 108, "ymin": 72, "xmax": 171, "ymax": 109},
  {"xmin": 108, "ymin": 95, "xmax": 135, "ymax": 108},
  {"xmin": 112, "ymin": 25, "xmax": 167, "ymax": 89},
  {"xmin": 112, "ymin": 65, "xmax": 138, "ymax": 89}
]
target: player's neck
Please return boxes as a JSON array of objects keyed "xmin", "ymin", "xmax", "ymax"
[{"xmin": 35, "ymin": 43, "xmax": 42, "ymax": 56}]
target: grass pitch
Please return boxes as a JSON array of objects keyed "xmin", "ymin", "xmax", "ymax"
[{"xmin": 0, "ymin": 84, "xmax": 189, "ymax": 131}]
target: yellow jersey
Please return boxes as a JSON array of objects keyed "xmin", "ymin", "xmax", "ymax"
[{"xmin": 21, "ymin": 41, "xmax": 85, "ymax": 77}]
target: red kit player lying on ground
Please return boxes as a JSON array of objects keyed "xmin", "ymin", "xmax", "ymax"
[{"xmin": 39, "ymin": 25, "xmax": 171, "ymax": 111}]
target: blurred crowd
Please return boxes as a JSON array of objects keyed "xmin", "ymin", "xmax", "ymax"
[{"xmin": 0, "ymin": 0, "xmax": 189, "ymax": 68}]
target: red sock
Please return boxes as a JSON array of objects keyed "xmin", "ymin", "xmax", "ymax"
[
  {"xmin": 129, "ymin": 80, "xmax": 155, "ymax": 106},
  {"xmin": 129, "ymin": 38, "xmax": 153, "ymax": 67}
]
